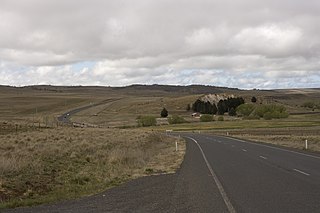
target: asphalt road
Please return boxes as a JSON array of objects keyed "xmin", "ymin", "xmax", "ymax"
[
  {"xmin": 5, "ymin": 133, "xmax": 320, "ymax": 212},
  {"xmin": 183, "ymin": 133, "xmax": 320, "ymax": 213},
  {"xmin": 57, "ymin": 98, "xmax": 121, "ymax": 123}
]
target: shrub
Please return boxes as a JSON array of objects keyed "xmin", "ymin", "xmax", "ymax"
[
  {"xmin": 237, "ymin": 104, "xmax": 255, "ymax": 116},
  {"xmin": 255, "ymin": 104, "xmax": 289, "ymax": 119},
  {"xmin": 217, "ymin": 116, "xmax": 224, "ymax": 121},
  {"xmin": 137, "ymin": 116, "xmax": 157, "ymax": 127},
  {"xmin": 200, "ymin": 114, "xmax": 214, "ymax": 122},
  {"xmin": 263, "ymin": 112, "xmax": 273, "ymax": 120},
  {"xmin": 251, "ymin": 96, "xmax": 257, "ymax": 103},
  {"xmin": 301, "ymin": 101, "xmax": 320, "ymax": 109},
  {"xmin": 168, "ymin": 115, "xmax": 187, "ymax": 124}
]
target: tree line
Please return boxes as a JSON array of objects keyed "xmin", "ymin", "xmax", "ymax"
[{"xmin": 192, "ymin": 97, "xmax": 245, "ymax": 115}]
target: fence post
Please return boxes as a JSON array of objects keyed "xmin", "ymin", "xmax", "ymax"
[{"xmin": 305, "ymin": 139, "xmax": 308, "ymax": 150}]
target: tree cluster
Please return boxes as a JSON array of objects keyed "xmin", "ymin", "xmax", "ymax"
[
  {"xmin": 192, "ymin": 97, "xmax": 244, "ymax": 116},
  {"xmin": 192, "ymin": 99, "xmax": 217, "ymax": 114},
  {"xmin": 236, "ymin": 103, "xmax": 289, "ymax": 120}
]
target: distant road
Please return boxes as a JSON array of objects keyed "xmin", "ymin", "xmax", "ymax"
[
  {"xmin": 57, "ymin": 98, "xmax": 121, "ymax": 124},
  {"xmin": 5, "ymin": 133, "xmax": 320, "ymax": 212}
]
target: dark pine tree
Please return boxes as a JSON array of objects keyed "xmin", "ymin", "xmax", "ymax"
[
  {"xmin": 217, "ymin": 100, "xmax": 227, "ymax": 115},
  {"xmin": 186, "ymin": 104, "xmax": 191, "ymax": 111},
  {"xmin": 160, "ymin": 107, "xmax": 168, "ymax": 118},
  {"xmin": 228, "ymin": 107, "xmax": 237, "ymax": 116}
]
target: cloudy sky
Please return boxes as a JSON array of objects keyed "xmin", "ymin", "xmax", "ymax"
[{"xmin": 0, "ymin": 0, "xmax": 319, "ymax": 89}]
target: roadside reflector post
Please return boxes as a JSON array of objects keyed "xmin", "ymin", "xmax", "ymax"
[
  {"xmin": 305, "ymin": 139, "xmax": 308, "ymax": 150},
  {"xmin": 227, "ymin": 132, "xmax": 229, "ymax": 136},
  {"xmin": 175, "ymin": 141, "xmax": 178, "ymax": 152}
]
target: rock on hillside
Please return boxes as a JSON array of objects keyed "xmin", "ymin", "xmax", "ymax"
[{"xmin": 199, "ymin": 94, "xmax": 235, "ymax": 105}]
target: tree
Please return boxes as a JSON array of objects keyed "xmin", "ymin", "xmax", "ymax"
[
  {"xmin": 228, "ymin": 107, "xmax": 237, "ymax": 116},
  {"xmin": 212, "ymin": 103, "xmax": 218, "ymax": 115},
  {"xmin": 217, "ymin": 100, "xmax": 227, "ymax": 115},
  {"xmin": 160, "ymin": 107, "xmax": 168, "ymax": 118},
  {"xmin": 251, "ymin": 96, "xmax": 257, "ymax": 103},
  {"xmin": 186, "ymin": 104, "xmax": 191, "ymax": 111}
]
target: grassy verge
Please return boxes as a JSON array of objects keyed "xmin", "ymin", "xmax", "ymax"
[
  {"xmin": 153, "ymin": 119, "xmax": 320, "ymax": 131},
  {"xmin": 209, "ymin": 127, "xmax": 320, "ymax": 152},
  {"xmin": 151, "ymin": 114, "xmax": 320, "ymax": 152},
  {"xmin": 0, "ymin": 127, "xmax": 185, "ymax": 209}
]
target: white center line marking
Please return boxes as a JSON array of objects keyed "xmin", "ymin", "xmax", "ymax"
[
  {"xmin": 293, "ymin": 169, "xmax": 310, "ymax": 176},
  {"xmin": 259, "ymin": 155, "xmax": 267, "ymax": 159},
  {"xmin": 242, "ymin": 149, "xmax": 247, "ymax": 152},
  {"xmin": 186, "ymin": 136, "xmax": 236, "ymax": 213}
]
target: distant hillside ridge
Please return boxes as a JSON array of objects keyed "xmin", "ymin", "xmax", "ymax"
[{"xmin": 113, "ymin": 84, "xmax": 240, "ymax": 95}]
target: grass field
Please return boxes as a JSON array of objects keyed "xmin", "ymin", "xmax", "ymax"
[
  {"xmin": 152, "ymin": 114, "xmax": 320, "ymax": 131},
  {"xmin": 0, "ymin": 127, "xmax": 185, "ymax": 208}
]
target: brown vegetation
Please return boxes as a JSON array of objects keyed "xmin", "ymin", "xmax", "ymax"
[
  {"xmin": 211, "ymin": 126, "xmax": 320, "ymax": 152},
  {"xmin": 0, "ymin": 127, "xmax": 185, "ymax": 208}
]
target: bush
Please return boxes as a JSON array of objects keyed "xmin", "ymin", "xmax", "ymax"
[
  {"xmin": 301, "ymin": 101, "xmax": 320, "ymax": 109},
  {"xmin": 263, "ymin": 112, "xmax": 273, "ymax": 120},
  {"xmin": 137, "ymin": 116, "xmax": 157, "ymax": 127},
  {"xmin": 237, "ymin": 104, "xmax": 255, "ymax": 117},
  {"xmin": 200, "ymin": 114, "xmax": 214, "ymax": 122},
  {"xmin": 255, "ymin": 104, "xmax": 288, "ymax": 119},
  {"xmin": 217, "ymin": 116, "xmax": 224, "ymax": 121},
  {"xmin": 168, "ymin": 115, "xmax": 187, "ymax": 124}
]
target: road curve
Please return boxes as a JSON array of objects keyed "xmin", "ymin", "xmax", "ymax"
[
  {"xmin": 4, "ymin": 133, "xmax": 320, "ymax": 212},
  {"xmin": 57, "ymin": 98, "xmax": 122, "ymax": 124}
]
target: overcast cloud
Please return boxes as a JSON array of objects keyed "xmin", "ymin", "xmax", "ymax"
[{"xmin": 0, "ymin": 0, "xmax": 319, "ymax": 88}]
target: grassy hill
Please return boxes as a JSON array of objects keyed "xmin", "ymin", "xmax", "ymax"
[{"xmin": 0, "ymin": 85, "xmax": 319, "ymax": 127}]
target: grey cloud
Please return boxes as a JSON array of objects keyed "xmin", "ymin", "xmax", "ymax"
[{"xmin": 0, "ymin": 0, "xmax": 319, "ymax": 88}]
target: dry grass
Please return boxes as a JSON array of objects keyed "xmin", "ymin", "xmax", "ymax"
[
  {"xmin": 209, "ymin": 126, "xmax": 320, "ymax": 152},
  {"xmin": 70, "ymin": 96, "xmax": 198, "ymax": 127},
  {"xmin": 0, "ymin": 127, "xmax": 185, "ymax": 208}
]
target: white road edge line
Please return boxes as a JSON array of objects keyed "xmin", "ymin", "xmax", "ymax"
[
  {"xmin": 242, "ymin": 149, "xmax": 247, "ymax": 152},
  {"xmin": 259, "ymin": 155, "xmax": 267, "ymax": 160},
  {"xmin": 186, "ymin": 136, "xmax": 236, "ymax": 213},
  {"xmin": 293, "ymin": 169, "xmax": 310, "ymax": 176},
  {"xmin": 221, "ymin": 136, "xmax": 320, "ymax": 160}
]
